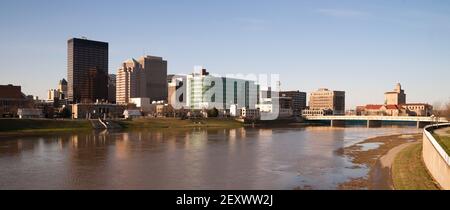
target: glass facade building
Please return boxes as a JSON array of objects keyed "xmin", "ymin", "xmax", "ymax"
[
  {"xmin": 185, "ymin": 70, "xmax": 259, "ymax": 110},
  {"xmin": 67, "ymin": 38, "xmax": 108, "ymax": 103}
]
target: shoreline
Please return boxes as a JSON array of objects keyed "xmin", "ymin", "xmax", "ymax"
[
  {"xmin": 337, "ymin": 133, "xmax": 422, "ymax": 190},
  {"xmin": 369, "ymin": 141, "xmax": 419, "ymax": 189},
  {"xmin": 0, "ymin": 118, "xmax": 315, "ymax": 139},
  {"xmin": 0, "ymin": 118, "xmax": 245, "ymax": 139}
]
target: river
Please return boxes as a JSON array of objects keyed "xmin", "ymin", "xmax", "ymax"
[{"xmin": 0, "ymin": 126, "xmax": 420, "ymax": 189}]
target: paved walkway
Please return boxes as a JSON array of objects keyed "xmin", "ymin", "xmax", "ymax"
[{"xmin": 371, "ymin": 141, "xmax": 419, "ymax": 190}]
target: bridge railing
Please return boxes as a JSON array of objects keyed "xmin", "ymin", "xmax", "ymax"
[
  {"xmin": 422, "ymin": 123, "xmax": 450, "ymax": 190},
  {"xmin": 304, "ymin": 115, "xmax": 448, "ymax": 122}
]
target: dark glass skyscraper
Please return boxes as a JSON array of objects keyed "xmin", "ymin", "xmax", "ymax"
[{"xmin": 67, "ymin": 38, "xmax": 108, "ymax": 103}]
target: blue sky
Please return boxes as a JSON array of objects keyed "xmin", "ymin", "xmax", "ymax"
[{"xmin": 1, "ymin": 0, "xmax": 450, "ymax": 108}]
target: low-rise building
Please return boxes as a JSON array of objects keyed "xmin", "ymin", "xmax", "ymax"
[
  {"xmin": 123, "ymin": 109, "xmax": 142, "ymax": 119},
  {"xmin": 301, "ymin": 109, "xmax": 333, "ymax": 116},
  {"xmin": 71, "ymin": 103, "xmax": 126, "ymax": 119},
  {"xmin": 357, "ymin": 83, "xmax": 433, "ymax": 117},
  {"xmin": 17, "ymin": 108, "xmax": 43, "ymax": 119},
  {"xmin": 156, "ymin": 104, "xmax": 174, "ymax": 117},
  {"xmin": 240, "ymin": 107, "xmax": 260, "ymax": 120},
  {"xmin": 256, "ymin": 96, "xmax": 294, "ymax": 119},
  {"xmin": 403, "ymin": 103, "xmax": 433, "ymax": 116},
  {"xmin": 0, "ymin": 84, "xmax": 33, "ymax": 117},
  {"xmin": 357, "ymin": 103, "xmax": 432, "ymax": 117},
  {"xmin": 130, "ymin": 97, "xmax": 152, "ymax": 113},
  {"xmin": 230, "ymin": 104, "xmax": 240, "ymax": 117},
  {"xmin": 34, "ymin": 100, "xmax": 55, "ymax": 118},
  {"xmin": 279, "ymin": 90, "xmax": 307, "ymax": 114}
]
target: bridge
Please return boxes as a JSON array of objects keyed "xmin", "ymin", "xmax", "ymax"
[{"xmin": 303, "ymin": 115, "xmax": 449, "ymax": 128}]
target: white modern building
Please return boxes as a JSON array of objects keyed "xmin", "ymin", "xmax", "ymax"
[
  {"xmin": 168, "ymin": 75, "xmax": 187, "ymax": 109},
  {"xmin": 185, "ymin": 67, "xmax": 260, "ymax": 111}
]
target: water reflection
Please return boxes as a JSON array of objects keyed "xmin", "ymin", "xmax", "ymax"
[{"xmin": 0, "ymin": 126, "xmax": 419, "ymax": 189}]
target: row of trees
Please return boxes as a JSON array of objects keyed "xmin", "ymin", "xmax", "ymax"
[{"xmin": 433, "ymin": 101, "xmax": 450, "ymax": 120}]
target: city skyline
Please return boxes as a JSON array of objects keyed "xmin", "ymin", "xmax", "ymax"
[{"xmin": 1, "ymin": 0, "xmax": 450, "ymax": 108}]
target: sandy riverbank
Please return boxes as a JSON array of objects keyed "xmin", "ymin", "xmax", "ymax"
[{"xmin": 337, "ymin": 133, "xmax": 422, "ymax": 190}]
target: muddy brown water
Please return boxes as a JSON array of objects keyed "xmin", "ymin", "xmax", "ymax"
[{"xmin": 0, "ymin": 126, "xmax": 419, "ymax": 189}]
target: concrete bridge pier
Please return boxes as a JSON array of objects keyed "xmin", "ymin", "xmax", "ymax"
[
  {"xmin": 367, "ymin": 120, "xmax": 382, "ymax": 128},
  {"xmin": 417, "ymin": 121, "xmax": 430, "ymax": 128},
  {"xmin": 331, "ymin": 120, "xmax": 346, "ymax": 127}
]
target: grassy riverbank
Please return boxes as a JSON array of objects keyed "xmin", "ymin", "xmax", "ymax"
[
  {"xmin": 0, "ymin": 118, "xmax": 244, "ymax": 133},
  {"xmin": 115, "ymin": 118, "xmax": 243, "ymax": 129},
  {"xmin": 391, "ymin": 143, "xmax": 439, "ymax": 190},
  {"xmin": 0, "ymin": 119, "xmax": 91, "ymax": 133},
  {"xmin": 337, "ymin": 133, "xmax": 422, "ymax": 190},
  {"xmin": 432, "ymin": 134, "xmax": 450, "ymax": 156}
]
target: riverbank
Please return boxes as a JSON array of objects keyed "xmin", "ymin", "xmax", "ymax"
[
  {"xmin": 115, "ymin": 118, "xmax": 244, "ymax": 130},
  {"xmin": 0, "ymin": 119, "xmax": 92, "ymax": 132},
  {"xmin": 338, "ymin": 133, "xmax": 440, "ymax": 190},
  {"xmin": 0, "ymin": 119, "xmax": 92, "ymax": 139},
  {"xmin": 337, "ymin": 133, "xmax": 422, "ymax": 189},
  {"xmin": 392, "ymin": 143, "xmax": 440, "ymax": 190},
  {"xmin": 0, "ymin": 118, "xmax": 245, "ymax": 138}
]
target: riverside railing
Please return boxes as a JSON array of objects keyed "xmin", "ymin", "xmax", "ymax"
[{"xmin": 423, "ymin": 123, "xmax": 450, "ymax": 190}]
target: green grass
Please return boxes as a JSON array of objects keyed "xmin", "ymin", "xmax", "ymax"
[
  {"xmin": 0, "ymin": 119, "xmax": 91, "ymax": 132},
  {"xmin": 392, "ymin": 143, "xmax": 440, "ymax": 190},
  {"xmin": 116, "ymin": 118, "xmax": 243, "ymax": 129},
  {"xmin": 432, "ymin": 134, "xmax": 450, "ymax": 156}
]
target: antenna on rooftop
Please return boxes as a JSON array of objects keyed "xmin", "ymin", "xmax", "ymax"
[{"xmin": 81, "ymin": 36, "xmax": 88, "ymax": 40}]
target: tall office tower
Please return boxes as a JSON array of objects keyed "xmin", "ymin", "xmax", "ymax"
[
  {"xmin": 58, "ymin": 79, "xmax": 68, "ymax": 99},
  {"xmin": 116, "ymin": 56, "xmax": 167, "ymax": 104},
  {"xmin": 308, "ymin": 88, "xmax": 345, "ymax": 115},
  {"xmin": 138, "ymin": 55, "xmax": 168, "ymax": 102},
  {"xmin": 108, "ymin": 74, "xmax": 116, "ymax": 103},
  {"xmin": 67, "ymin": 38, "xmax": 108, "ymax": 103}
]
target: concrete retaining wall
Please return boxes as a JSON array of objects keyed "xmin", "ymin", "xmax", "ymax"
[{"xmin": 422, "ymin": 123, "xmax": 450, "ymax": 190}]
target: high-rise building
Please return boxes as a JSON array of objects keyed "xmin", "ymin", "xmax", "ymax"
[
  {"xmin": 384, "ymin": 83, "xmax": 406, "ymax": 105},
  {"xmin": 307, "ymin": 88, "xmax": 345, "ymax": 115},
  {"xmin": 108, "ymin": 74, "xmax": 116, "ymax": 103},
  {"xmin": 67, "ymin": 38, "xmax": 108, "ymax": 103},
  {"xmin": 279, "ymin": 90, "xmax": 307, "ymax": 114},
  {"xmin": 58, "ymin": 79, "xmax": 67, "ymax": 99},
  {"xmin": 116, "ymin": 55, "xmax": 167, "ymax": 104},
  {"xmin": 47, "ymin": 89, "xmax": 60, "ymax": 101}
]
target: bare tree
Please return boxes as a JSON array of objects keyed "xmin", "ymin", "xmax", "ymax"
[
  {"xmin": 432, "ymin": 101, "xmax": 443, "ymax": 118},
  {"xmin": 445, "ymin": 101, "xmax": 450, "ymax": 120}
]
